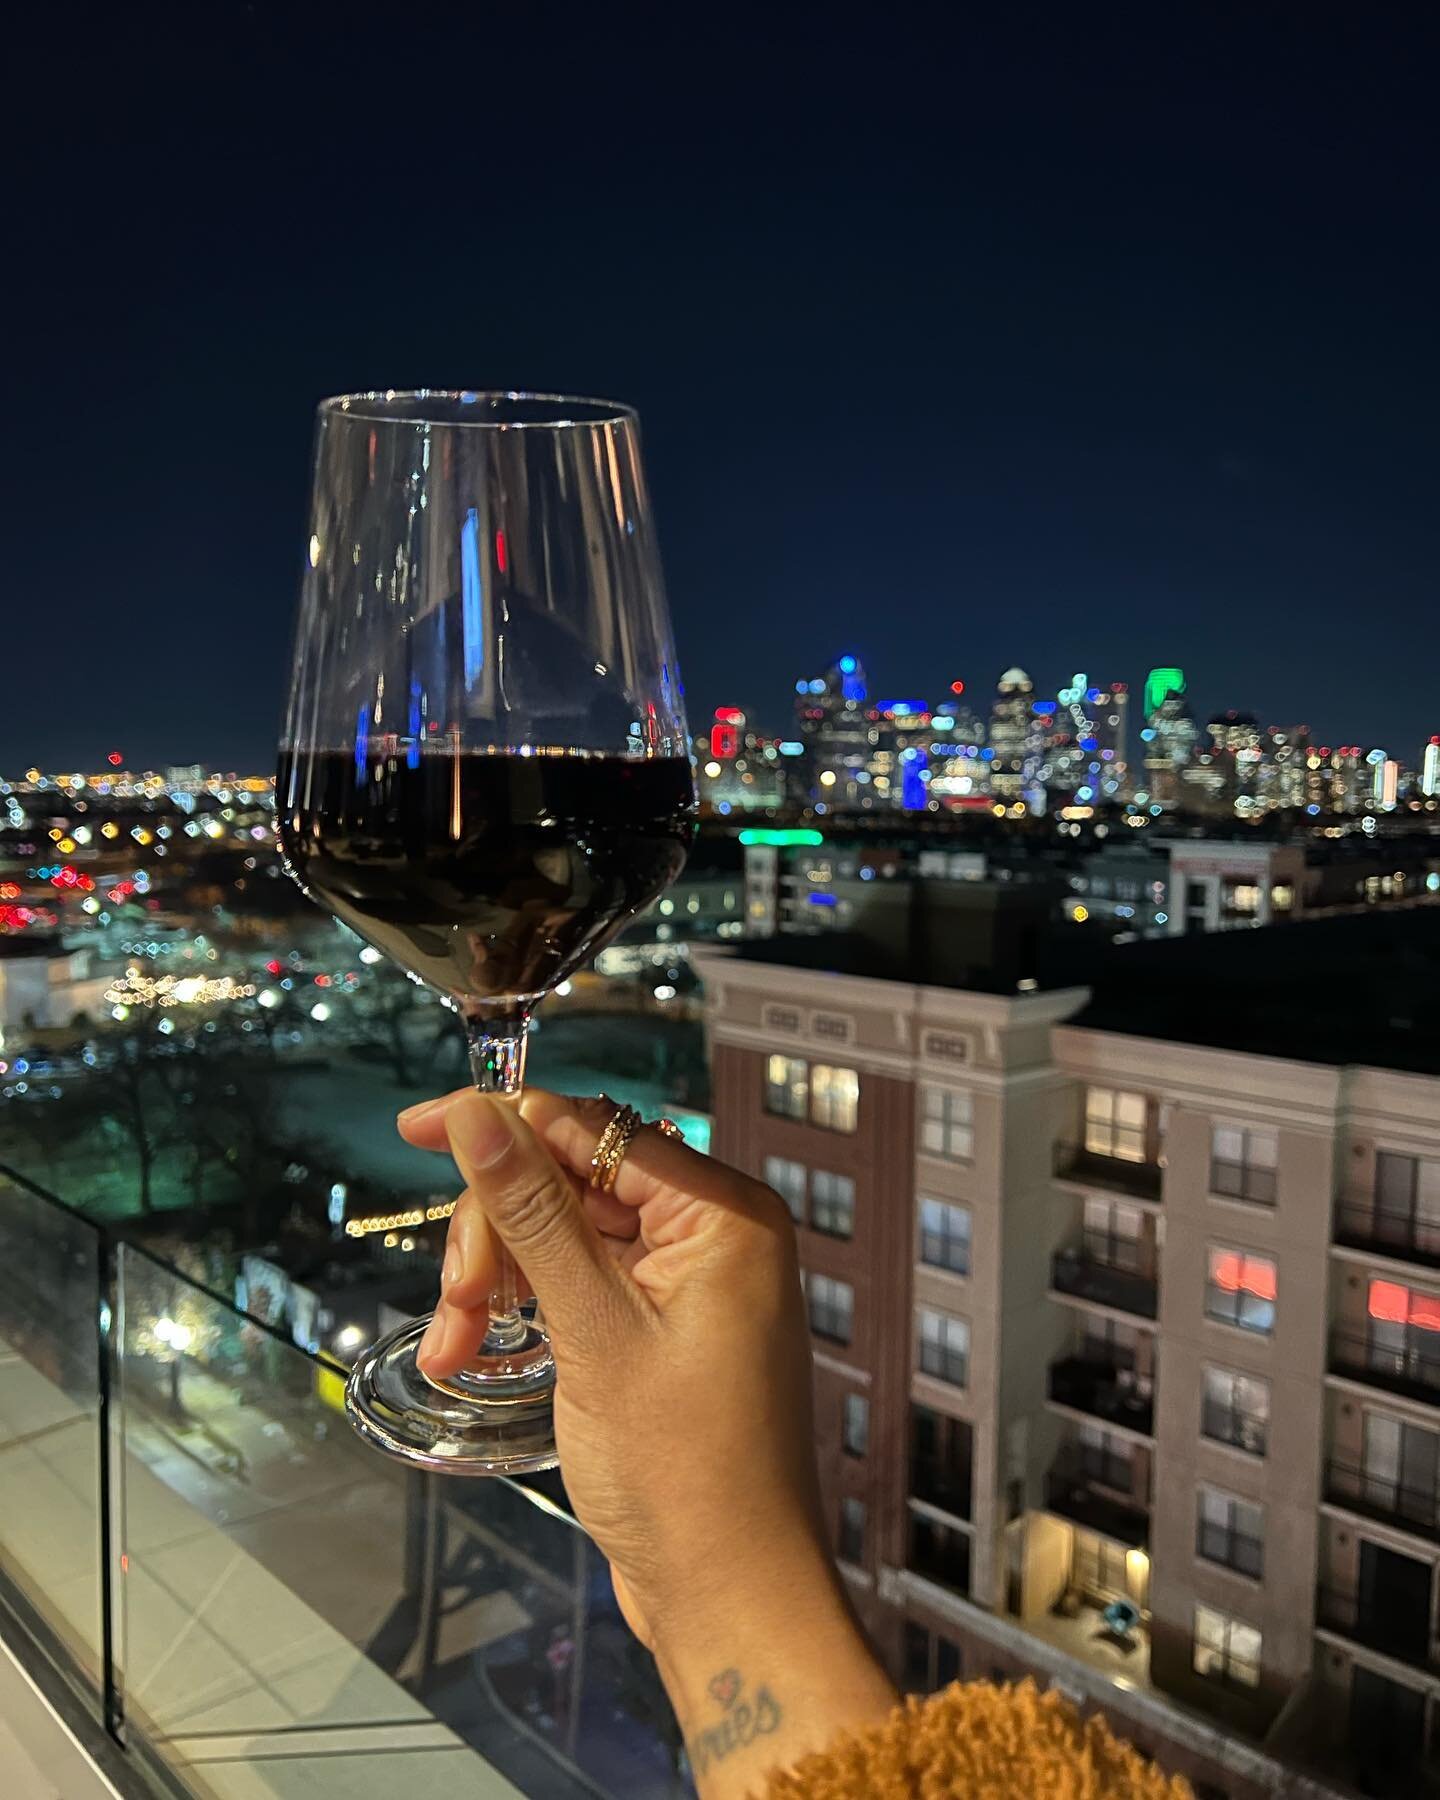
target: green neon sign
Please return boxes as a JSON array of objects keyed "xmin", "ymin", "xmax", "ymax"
[
  {"xmin": 737, "ymin": 828, "xmax": 825, "ymax": 847},
  {"xmin": 1144, "ymin": 666, "xmax": 1186, "ymax": 717}
]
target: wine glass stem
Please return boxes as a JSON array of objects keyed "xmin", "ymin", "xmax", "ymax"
[{"xmin": 464, "ymin": 1012, "xmax": 531, "ymax": 1357}]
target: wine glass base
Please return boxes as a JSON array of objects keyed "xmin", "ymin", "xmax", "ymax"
[{"xmin": 345, "ymin": 1314, "xmax": 559, "ymax": 1475}]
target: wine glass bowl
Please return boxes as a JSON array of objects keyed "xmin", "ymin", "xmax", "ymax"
[{"xmin": 277, "ymin": 391, "xmax": 695, "ymax": 1473}]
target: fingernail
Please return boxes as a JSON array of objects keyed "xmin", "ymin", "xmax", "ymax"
[
  {"xmin": 417, "ymin": 1311, "xmax": 444, "ymax": 1367},
  {"xmin": 446, "ymin": 1093, "xmax": 515, "ymax": 1170},
  {"xmin": 442, "ymin": 1240, "xmax": 462, "ymax": 1290},
  {"xmin": 398, "ymin": 1096, "xmax": 446, "ymax": 1126}
]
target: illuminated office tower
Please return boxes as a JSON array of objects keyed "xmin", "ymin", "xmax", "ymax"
[
  {"xmin": 988, "ymin": 667, "xmax": 1044, "ymax": 804},
  {"xmin": 795, "ymin": 655, "xmax": 875, "ymax": 810},
  {"xmin": 1423, "ymin": 736, "xmax": 1440, "ymax": 799},
  {"xmin": 1368, "ymin": 750, "xmax": 1399, "ymax": 812},
  {"xmin": 1140, "ymin": 669, "xmax": 1198, "ymax": 810}
]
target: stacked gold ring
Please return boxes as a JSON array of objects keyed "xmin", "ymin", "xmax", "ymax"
[{"xmin": 590, "ymin": 1104, "xmax": 644, "ymax": 1193}]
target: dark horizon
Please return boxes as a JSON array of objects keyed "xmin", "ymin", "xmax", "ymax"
[{"xmin": 5, "ymin": 4, "xmax": 1437, "ymax": 771}]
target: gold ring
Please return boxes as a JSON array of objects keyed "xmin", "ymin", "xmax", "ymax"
[
  {"xmin": 653, "ymin": 1117, "xmax": 684, "ymax": 1141},
  {"xmin": 590, "ymin": 1104, "xmax": 643, "ymax": 1193}
]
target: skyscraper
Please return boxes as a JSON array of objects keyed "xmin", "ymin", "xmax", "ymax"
[
  {"xmin": 1140, "ymin": 669, "xmax": 1198, "ymax": 811},
  {"xmin": 988, "ymin": 667, "xmax": 1043, "ymax": 804},
  {"xmin": 1423, "ymin": 736, "xmax": 1440, "ymax": 799},
  {"xmin": 795, "ymin": 655, "xmax": 875, "ymax": 810}
]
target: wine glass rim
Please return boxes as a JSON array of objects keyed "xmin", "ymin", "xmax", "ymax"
[{"xmin": 318, "ymin": 389, "xmax": 638, "ymax": 430}]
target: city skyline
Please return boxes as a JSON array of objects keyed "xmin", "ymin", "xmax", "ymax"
[{"xmin": 5, "ymin": 7, "xmax": 1439, "ymax": 771}]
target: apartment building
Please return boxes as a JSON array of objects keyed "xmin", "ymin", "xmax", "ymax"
[{"xmin": 695, "ymin": 907, "xmax": 1440, "ymax": 1799}]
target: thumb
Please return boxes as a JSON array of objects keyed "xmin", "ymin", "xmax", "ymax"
[{"xmin": 444, "ymin": 1092, "xmax": 618, "ymax": 1340}]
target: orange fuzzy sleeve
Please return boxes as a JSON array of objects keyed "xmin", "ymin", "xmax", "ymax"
[{"xmin": 762, "ymin": 1678, "xmax": 1192, "ymax": 1798}]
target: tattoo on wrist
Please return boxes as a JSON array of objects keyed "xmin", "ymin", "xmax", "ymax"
[{"xmin": 688, "ymin": 1668, "xmax": 782, "ymax": 1774}]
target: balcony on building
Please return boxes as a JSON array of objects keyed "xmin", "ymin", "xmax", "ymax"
[
  {"xmin": 1050, "ymin": 1246, "xmax": 1158, "ymax": 1321},
  {"xmin": 1044, "ymin": 1452, "xmax": 1149, "ymax": 1549},
  {"xmin": 1047, "ymin": 1355, "xmax": 1154, "ymax": 1438},
  {"xmin": 1325, "ymin": 1458, "xmax": 1440, "ymax": 1546},
  {"xmin": 1317, "ymin": 1582, "xmax": 1440, "ymax": 1679},
  {"xmin": 909, "ymin": 1403, "xmax": 973, "ymax": 1521},
  {"xmin": 1330, "ymin": 1327, "xmax": 1440, "ymax": 1408},
  {"xmin": 1334, "ymin": 1199, "xmax": 1440, "ymax": 1275},
  {"xmin": 1052, "ymin": 1140, "xmax": 1164, "ymax": 1204}
]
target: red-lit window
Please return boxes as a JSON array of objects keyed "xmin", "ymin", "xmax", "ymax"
[
  {"xmin": 1369, "ymin": 1279, "xmax": 1440, "ymax": 1333},
  {"xmin": 1205, "ymin": 1248, "xmax": 1276, "ymax": 1335},
  {"xmin": 710, "ymin": 724, "xmax": 738, "ymax": 759}
]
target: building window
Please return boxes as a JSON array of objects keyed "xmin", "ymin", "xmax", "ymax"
[
  {"xmin": 1375, "ymin": 1152, "xmax": 1440, "ymax": 1255},
  {"xmin": 763, "ymin": 1154, "xmax": 807, "ymax": 1225},
  {"xmin": 917, "ymin": 1307, "xmax": 969, "ymax": 1386},
  {"xmin": 1078, "ymin": 1421, "xmax": 1133, "ymax": 1493},
  {"xmin": 1083, "ymin": 1197, "xmax": 1144, "ymax": 1272},
  {"xmin": 1192, "ymin": 1605, "xmax": 1262, "ymax": 1690},
  {"xmin": 1081, "ymin": 1316, "xmax": 1139, "ymax": 1372},
  {"xmin": 903, "ymin": 1622, "xmax": 930, "ymax": 1692},
  {"xmin": 908, "ymin": 1514, "xmax": 971, "ymax": 1598},
  {"xmin": 1211, "ymin": 1125, "xmax": 1278, "ymax": 1206},
  {"xmin": 811, "ymin": 1063, "xmax": 859, "ymax": 1133},
  {"xmin": 765, "ymin": 1054, "xmax": 808, "ymax": 1120},
  {"xmin": 1084, "ymin": 1086, "xmax": 1147, "ymax": 1163},
  {"xmin": 919, "ymin": 1198, "xmax": 971, "ymax": 1274},
  {"xmin": 838, "ymin": 1496, "xmax": 866, "ymax": 1565},
  {"xmin": 1197, "ymin": 1486, "xmax": 1264, "ymax": 1579},
  {"xmin": 910, "ymin": 1405, "xmax": 973, "ymax": 1519},
  {"xmin": 1225, "ymin": 882, "xmax": 1262, "ymax": 916},
  {"xmin": 1072, "ymin": 1530, "xmax": 1135, "ymax": 1603},
  {"xmin": 1366, "ymin": 1278, "xmax": 1440, "ymax": 1379},
  {"xmin": 842, "ymin": 1392, "xmax": 869, "ymax": 1458},
  {"xmin": 1205, "ymin": 1248, "xmax": 1276, "ymax": 1335},
  {"xmin": 807, "ymin": 1273, "xmax": 853, "ymax": 1345},
  {"xmin": 1200, "ymin": 1366, "xmax": 1270, "ymax": 1456},
  {"xmin": 920, "ymin": 1086, "xmax": 974, "ymax": 1161},
  {"xmin": 1362, "ymin": 1414, "xmax": 1440, "ymax": 1530},
  {"xmin": 811, "ymin": 1170, "xmax": 855, "ymax": 1238}
]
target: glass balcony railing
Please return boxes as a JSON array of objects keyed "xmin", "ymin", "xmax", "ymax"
[
  {"xmin": 0, "ymin": 1165, "xmax": 692, "ymax": 1799},
  {"xmin": 1329, "ymin": 1327, "xmax": 1440, "ymax": 1406}
]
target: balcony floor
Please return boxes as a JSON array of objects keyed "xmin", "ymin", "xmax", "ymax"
[{"xmin": 1020, "ymin": 1600, "xmax": 1153, "ymax": 1694}]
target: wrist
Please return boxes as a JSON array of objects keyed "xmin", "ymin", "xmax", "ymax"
[{"xmin": 646, "ymin": 1530, "xmax": 897, "ymax": 1796}]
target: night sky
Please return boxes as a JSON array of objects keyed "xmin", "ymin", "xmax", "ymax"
[{"xmin": 6, "ymin": 3, "xmax": 1437, "ymax": 772}]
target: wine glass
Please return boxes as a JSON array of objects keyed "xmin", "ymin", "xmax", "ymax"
[{"xmin": 276, "ymin": 391, "xmax": 695, "ymax": 1474}]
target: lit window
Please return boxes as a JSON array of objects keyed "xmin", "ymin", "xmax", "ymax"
[
  {"xmin": 843, "ymin": 1392, "xmax": 869, "ymax": 1457},
  {"xmin": 1227, "ymin": 883, "xmax": 1262, "ymax": 915},
  {"xmin": 920, "ymin": 1086, "xmax": 974, "ymax": 1161},
  {"xmin": 763, "ymin": 1154, "xmax": 806, "ymax": 1225},
  {"xmin": 1366, "ymin": 1277, "xmax": 1440, "ymax": 1384},
  {"xmin": 811, "ymin": 1064, "xmax": 859, "ymax": 1133},
  {"xmin": 1211, "ymin": 1124, "xmax": 1278, "ymax": 1206},
  {"xmin": 1270, "ymin": 883, "xmax": 1294, "ymax": 911},
  {"xmin": 919, "ymin": 1198, "xmax": 971, "ymax": 1274},
  {"xmin": 1196, "ymin": 1486, "xmax": 1264, "ymax": 1578},
  {"xmin": 811, "ymin": 1170, "xmax": 855, "ymax": 1238},
  {"xmin": 1205, "ymin": 1248, "xmax": 1276, "ymax": 1335},
  {"xmin": 917, "ymin": 1308, "xmax": 969, "ymax": 1386},
  {"xmin": 1200, "ymin": 1366, "xmax": 1269, "ymax": 1456},
  {"xmin": 807, "ymin": 1273, "xmax": 853, "ymax": 1345},
  {"xmin": 1192, "ymin": 1605, "xmax": 1262, "ymax": 1689},
  {"xmin": 838, "ymin": 1495, "xmax": 866, "ymax": 1565},
  {"xmin": 1085, "ymin": 1086, "xmax": 1147, "ymax": 1162},
  {"xmin": 764, "ymin": 1054, "xmax": 808, "ymax": 1120}
]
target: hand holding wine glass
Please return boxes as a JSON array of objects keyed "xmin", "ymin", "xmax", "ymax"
[{"xmin": 276, "ymin": 391, "xmax": 695, "ymax": 1475}]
